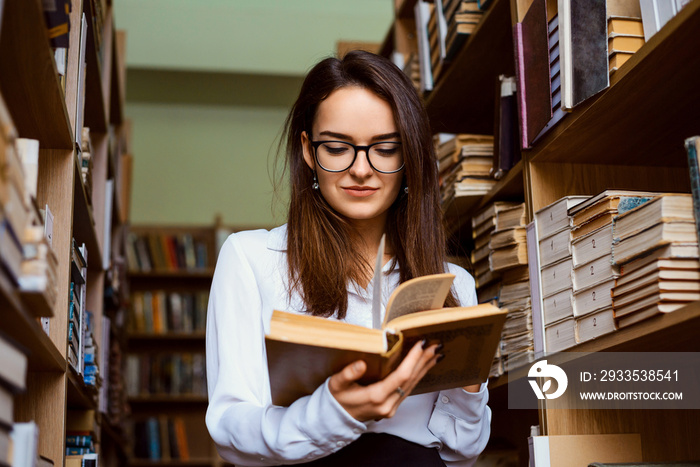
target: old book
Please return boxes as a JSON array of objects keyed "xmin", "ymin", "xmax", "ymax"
[
  {"xmin": 543, "ymin": 288, "xmax": 574, "ymax": 325},
  {"xmin": 639, "ymin": 0, "xmax": 686, "ymax": 41},
  {"xmin": 500, "ymin": 280, "xmax": 530, "ymax": 303},
  {"xmin": 572, "ymin": 278, "xmax": 615, "ymax": 316},
  {"xmin": 495, "ymin": 203, "xmax": 527, "ymax": 231},
  {"xmin": 501, "ymin": 265, "xmax": 529, "ymax": 284},
  {"xmin": 613, "ymin": 287, "xmax": 700, "ymax": 318},
  {"xmin": 0, "ymin": 332, "xmax": 28, "ymax": 393},
  {"xmin": 686, "ymin": 136, "xmax": 700, "ymax": 245},
  {"xmin": 569, "ymin": 191, "xmax": 657, "ymax": 226},
  {"xmin": 520, "ymin": 0, "xmax": 552, "ymax": 146},
  {"xmin": 265, "ymin": 273, "xmax": 507, "ymax": 406},
  {"xmin": 575, "ymin": 307, "xmax": 616, "ymax": 343},
  {"xmin": 607, "ymin": 0, "xmax": 643, "ymax": 18},
  {"xmin": 472, "ymin": 201, "xmax": 520, "ymax": 230},
  {"xmin": 526, "ymin": 221, "xmax": 546, "ymax": 358},
  {"xmin": 619, "ymin": 243, "xmax": 700, "ymax": 275},
  {"xmin": 535, "ymin": 196, "xmax": 588, "ymax": 240},
  {"xmin": 608, "ymin": 17, "xmax": 645, "ymax": 35},
  {"xmin": 612, "ymin": 222, "xmax": 697, "ymax": 265},
  {"xmin": 571, "ymin": 213, "xmax": 614, "ymax": 240},
  {"xmin": 616, "ymin": 302, "xmax": 690, "ymax": 328},
  {"xmin": 545, "ymin": 317, "xmax": 576, "ymax": 352},
  {"xmin": 541, "ymin": 257, "xmax": 573, "ymax": 297},
  {"xmin": 573, "ymin": 253, "xmax": 619, "ymax": 292},
  {"xmin": 613, "ymin": 280, "xmax": 700, "ymax": 307},
  {"xmin": 608, "ymin": 35, "xmax": 646, "ymax": 53},
  {"xmin": 492, "ymin": 75, "xmax": 521, "ymax": 180},
  {"xmin": 572, "ymin": 224, "xmax": 614, "ymax": 267},
  {"xmin": 559, "ymin": 0, "xmax": 609, "ymax": 110},
  {"xmin": 489, "ymin": 243, "xmax": 528, "ymax": 271},
  {"xmin": 538, "ymin": 228, "xmax": 572, "ymax": 268},
  {"xmin": 490, "ymin": 227, "xmax": 527, "ymax": 249},
  {"xmin": 614, "ymin": 270, "xmax": 700, "ymax": 297},
  {"xmin": 609, "ymin": 51, "xmax": 634, "ymax": 72}
]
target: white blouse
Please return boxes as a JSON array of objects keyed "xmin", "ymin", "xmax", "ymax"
[{"xmin": 205, "ymin": 225, "xmax": 491, "ymax": 466}]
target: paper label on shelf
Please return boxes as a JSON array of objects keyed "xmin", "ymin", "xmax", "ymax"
[{"xmin": 44, "ymin": 204, "xmax": 54, "ymax": 248}]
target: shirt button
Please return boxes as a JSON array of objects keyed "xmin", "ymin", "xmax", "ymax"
[
  {"xmin": 336, "ymin": 441, "xmax": 346, "ymax": 448},
  {"xmin": 441, "ymin": 395, "xmax": 450, "ymax": 404}
]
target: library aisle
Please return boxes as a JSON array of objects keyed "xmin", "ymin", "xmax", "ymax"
[{"xmin": 2, "ymin": 1, "xmax": 700, "ymax": 467}]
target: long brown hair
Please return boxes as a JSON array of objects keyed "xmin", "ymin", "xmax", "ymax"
[{"xmin": 281, "ymin": 50, "xmax": 457, "ymax": 318}]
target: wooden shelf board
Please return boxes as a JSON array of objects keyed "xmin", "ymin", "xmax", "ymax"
[
  {"xmin": 0, "ymin": 0, "xmax": 73, "ymax": 149},
  {"xmin": 396, "ymin": 0, "xmax": 419, "ymax": 18},
  {"xmin": 73, "ymin": 158, "xmax": 103, "ymax": 270},
  {"xmin": 66, "ymin": 364, "xmax": 98, "ymax": 409},
  {"xmin": 425, "ymin": 0, "xmax": 515, "ymax": 134},
  {"xmin": 0, "ymin": 270, "xmax": 65, "ymax": 371},
  {"xmin": 528, "ymin": 1, "xmax": 700, "ymax": 167},
  {"xmin": 110, "ymin": 28, "xmax": 126, "ymax": 125}
]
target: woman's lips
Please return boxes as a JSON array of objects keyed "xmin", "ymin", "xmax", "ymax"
[{"xmin": 343, "ymin": 186, "xmax": 378, "ymax": 197}]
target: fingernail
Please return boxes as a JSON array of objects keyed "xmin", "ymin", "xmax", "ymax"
[
  {"xmin": 421, "ymin": 339, "xmax": 428, "ymax": 349},
  {"xmin": 436, "ymin": 354, "xmax": 445, "ymax": 363},
  {"xmin": 435, "ymin": 343, "xmax": 444, "ymax": 353},
  {"xmin": 353, "ymin": 361, "xmax": 363, "ymax": 372}
]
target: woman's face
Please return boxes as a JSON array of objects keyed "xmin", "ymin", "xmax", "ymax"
[{"xmin": 301, "ymin": 86, "xmax": 404, "ymax": 229}]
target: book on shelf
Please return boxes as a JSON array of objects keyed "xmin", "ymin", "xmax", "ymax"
[
  {"xmin": 639, "ymin": 0, "xmax": 691, "ymax": 41},
  {"xmin": 491, "ymin": 75, "xmax": 521, "ymax": 180},
  {"xmin": 543, "ymin": 288, "xmax": 574, "ymax": 325},
  {"xmin": 18, "ymin": 225, "xmax": 59, "ymax": 317},
  {"xmin": 685, "ymin": 136, "xmax": 700, "ymax": 245},
  {"xmin": 514, "ymin": 0, "xmax": 551, "ymax": 148},
  {"xmin": 528, "ymin": 433, "xmax": 642, "ymax": 466},
  {"xmin": 572, "ymin": 253, "xmax": 618, "ymax": 293},
  {"xmin": 414, "ymin": 1, "xmax": 435, "ymax": 92},
  {"xmin": 132, "ymin": 416, "xmax": 190, "ymax": 461},
  {"xmin": 125, "ymin": 352, "xmax": 206, "ymax": 397},
  {"xmin": 611, "ymin": 194, "xmax": 695, "ymax": 265},
  {"xmin": 544, "ymin": 316, "xmax": 576, "ymax": 352},
  {"xmin": 568, "ymin": 190, "xmax": 657, "ymax": 235},
  {"xmin": 127, "ymin": 231, "xmax": 210, "ymax": 272},
  {"xmin": 575, "ymin": 307, "xmax": 616, "ymax": 343},
  {"xmin": 129, "ymin": 290, "xmax": 209, "ymax": 334},
  {"xmin": 41, "ymin": 0, "xmax": 72, "ymax": 48},
  {"xmin": 265, "ymin": 272, "xmax": 507, "ymax": 406},
  {"xmin": 558, "ymin": 0, "xmax": 609, "ymax": 111},
  {"xmin": 539, "ymin": 228, "xmax": 572, "ymax": 268},
  {"xmin": 607, "ymin": 15, "xmax": 645, "ymax": 75},
  {"xmin": 10, "ymin": 422, "xmax": 39, "ymax": 467},
  {"xmin": 0, "ymin": 331, "xmax": 28, "ymax": 394},
  {"xmin": 489, "ymin": 242, "xmax": 528, "ymax": 272},
  {"xmin": 540, "ymin": 257, "xmax": 573, "ymax": 298},
  {"xmin": 573, "ymin": 278, "xmax": 615, "ymax": 317},
  {"xmin": 534, "ymin": 196, "xmax": 588, "ymax": 240}
]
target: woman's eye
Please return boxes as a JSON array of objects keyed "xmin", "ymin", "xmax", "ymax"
[{"xmin": 324, "ymin": 145, "xmax": 349, "ymax": 155}]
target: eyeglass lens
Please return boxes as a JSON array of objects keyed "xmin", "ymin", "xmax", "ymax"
[{"xmin": 315, "ymin": 142, "xmax": 403, "ymax": 173}]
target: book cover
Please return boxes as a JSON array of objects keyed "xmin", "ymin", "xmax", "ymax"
[
  {"xmin": 521, "ymin": 0, "xmax": 552, "ymax": 146},
  {"xmin": 265, "ymin": 273, "xmax": 507, "ymax": 407},
  {"xmin": 685, "ymin": 136, "xmax": 700, "ymax": 245}
]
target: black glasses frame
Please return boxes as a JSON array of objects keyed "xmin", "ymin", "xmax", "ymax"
[{"xmin": 309, "ymin": 140, "xmax": 405, "ymax": 174}]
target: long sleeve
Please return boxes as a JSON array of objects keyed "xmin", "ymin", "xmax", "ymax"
[
  {"xmin": 428, "ymin": 264, "xmax": 492, "ymax": 466},
  {"xmin": 205, "ymin": 233, "xmax": 366, "ymax": 466}
]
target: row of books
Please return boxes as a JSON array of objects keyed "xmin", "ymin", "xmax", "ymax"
[
  {"xmin": 414, "ymin": 0, "xmax": 490, "ymax": 92},
  {"xmin": 126, "ymin": 231, "xmax": 210, "ymax": 272},
  {"xmin": 128, "ymin": 290, "xmax": 209, "ymax": 334},
  {"xmin": 532, "ymin": 190, "xmax": 699, "ymax": 353},
  {"xmin": 514, "ymin": 0, "xmax": 691, "ymax": 150},
  {"xmin": 471, "ymin": 202, "xmax": 533, "ymax": 377},
  {"xmin": 65, "ymin": 409, "xmax": 99, "ymax": 467},
  {"xmin": 130, "ymin": 416, "xmax": 191, "ymax": 461},
  {"xmin": 437, "ymin": 133, "xmax": 496, "ymax": 206},
  {"xmin": 126, "ymin": 353, "xmax": 207, "ymax": 397}
]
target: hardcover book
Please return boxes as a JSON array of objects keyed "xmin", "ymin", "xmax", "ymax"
[{"xmin": 265, "ymin": 273, "xmax": 507, "ymax": 406}]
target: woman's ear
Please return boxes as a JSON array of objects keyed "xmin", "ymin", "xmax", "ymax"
[{"xmin": 301, "ymin": 131, "xmax": 315, "ymax": 170}]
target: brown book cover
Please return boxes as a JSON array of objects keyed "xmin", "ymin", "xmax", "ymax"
[
  {"xmin": 520, "ymin": 0, "xmax": 552, "ymax": 146},
  {"xmin": 265, "ymin": 274, "xmax": 507, "ymax": 406}
]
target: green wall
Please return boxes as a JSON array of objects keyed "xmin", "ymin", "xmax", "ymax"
[{"xmin": 118, "ymin": 1, "xmax": 393, "ymax": 227}]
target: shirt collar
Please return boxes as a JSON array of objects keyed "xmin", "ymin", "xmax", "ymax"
[{"xmin": 266, "ymin": 224, "xmax": 288, "ymax": 252}]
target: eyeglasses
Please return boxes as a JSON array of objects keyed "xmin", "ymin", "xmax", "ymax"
[{"xmin": 309, "ymin": 140, "xmax": 404, "ymax": 174}]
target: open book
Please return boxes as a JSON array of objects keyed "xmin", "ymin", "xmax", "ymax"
[{"xmin": 265, "ymin": 271, "xmax": 507, "ymax": 407}]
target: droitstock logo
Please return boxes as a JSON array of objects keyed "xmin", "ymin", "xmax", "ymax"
[{"xmin": 528, "ymin": 360, "xmax": 568, "ymax": 400}]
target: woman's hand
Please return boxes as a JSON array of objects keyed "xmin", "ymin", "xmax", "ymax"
[{"xmin": 328, "ymin": 341, "xmax": 442, "ymax": 422}]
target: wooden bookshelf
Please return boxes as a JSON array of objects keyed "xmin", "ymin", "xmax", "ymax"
[
  {"xmin": 384, "ymin": 0, "xmax": 700, "ymax": 464},
  {"xmin": 0, "ymin": 2, "xmax": 132, "ymax": 467}
]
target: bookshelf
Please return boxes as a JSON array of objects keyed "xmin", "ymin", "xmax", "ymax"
[
  {"xmin": 0, "ymin": 1, "xmax": 132, "ymax": 467},
  {"xmin": 385, "ymin": 0, "xmax": 700, "ymax": 464}
]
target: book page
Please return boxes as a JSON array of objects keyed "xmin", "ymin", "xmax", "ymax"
[{"xmin": 383, "ymin": 273, "xmax": 455, "ymax": 326}]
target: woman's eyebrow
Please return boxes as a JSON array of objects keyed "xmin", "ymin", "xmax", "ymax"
[{"xmin": 317, "ymin": 130, "xmax": 401, "ymax": 141}]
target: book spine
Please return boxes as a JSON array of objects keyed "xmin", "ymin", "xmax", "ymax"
[
  {"xmin": 686, "ymin": 136, "xmax": 700, "ymax": 246},
  {"xmin": 513, "ymin": 22, "xmax": 528, "ymax": 149}
]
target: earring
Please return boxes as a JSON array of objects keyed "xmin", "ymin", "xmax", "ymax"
[
  {"xmin": 404, "ymin": 186, "xmax": 409, "ymax": 194},
  {"xmin": 312, "ymin": 173, "xmax": 319, "ymax": 190}
]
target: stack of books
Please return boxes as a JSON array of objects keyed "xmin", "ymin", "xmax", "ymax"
[
  {"xmin": 80, "ymin": 128, "xmax": 94, "ymax": 205},
  {"xmin": 18, "ymin": 225, "xmax": 59, "ymax": 317},
  {"xmin": 427, "ymin": 2, "xmax": 443, "ymax": 82},
  {"xmin": 611, "ymin": 194, "xmax": 700, "ymax": 327},
  {"xmin": 443, "ymin": 0, "xmax": 484, "ymax": 61},
  {"xmin": 402, "ymin": 52, "xmax": 421, "ymax": 92},
  {"xmin": 437, "ymin": 133, "xmax": 495, "ymax": 205},
  {"xmin": 69, "ymin": 240, "xmax": 88, "ymax": 374},
  {"xmin": 65, "ymin": 410, "xmax": 98, "ymax": 467},
  {"xmin": 534, "ymin": 196, "xmax": 587, "ymax": 352},
  {"xmin": 607, "ymin": 12, "xmax": 645, "ymax": 75}
]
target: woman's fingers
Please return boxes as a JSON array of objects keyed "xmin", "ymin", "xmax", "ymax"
[{"xmin": 329, "ymin": 360, "xmax": 367, "ymax": 395}]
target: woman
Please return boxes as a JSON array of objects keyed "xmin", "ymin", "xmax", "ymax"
[{"xmin": 206, "ymin": 50, "xmax": 491, "ymax": 466}]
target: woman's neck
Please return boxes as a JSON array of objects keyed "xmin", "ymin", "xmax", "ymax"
[{"xmin": 347, "ymin": 215, "xmax": 393, "ymax": 269}]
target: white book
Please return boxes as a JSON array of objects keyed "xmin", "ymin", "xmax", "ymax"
[
  {"xmin": 612, "ymin": 222, "xmax": 697, "ymax": 265},
  {"xmin": 102, "ymin": 179, "xmax": 114, "ymax": 270},
  {"xmin": 572, "ymin": 253, "xmax": 619, "ymax": 292},
  {"xmin": 545, "ymin": 317, "xmax": 576, "ymax": 352},
  {"xmin": 572, "ymin": 278, "xmax": 615, "ymax": 317},
  {"xmin": 575, "ymin": 307, "xmax": 616, "ymax": 343},
  {"xmin": 639, "ymin": 0, "xmax": 684, "ymax": 41},
  {"xmin": 526, "ymin": 221, "xmax": 546, "ymax": 358},
  {"xmin": 543, "ymin": 288, "xmax": 574, "ymax": 325},
  {"xmin": 535, "ymin": 196, "xmax": 588, "ymax": 240},
  {"xmin": 414, "ymin": 1, "xmax": 434, "ymax": 92},
  {"xmin": 571, "ymin": 224, "xmax": 614, "ymax": 267},
  {"xmin": 541, "ymin": 257, "xmax": 573, "ymax": 298},
  {"xmin": 10, "ymin": 422, "xmax": 39, "ymax": 467},
  {"xmin": 538, "ymin": 227, "xmax": 572, "ymax": 268}
]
